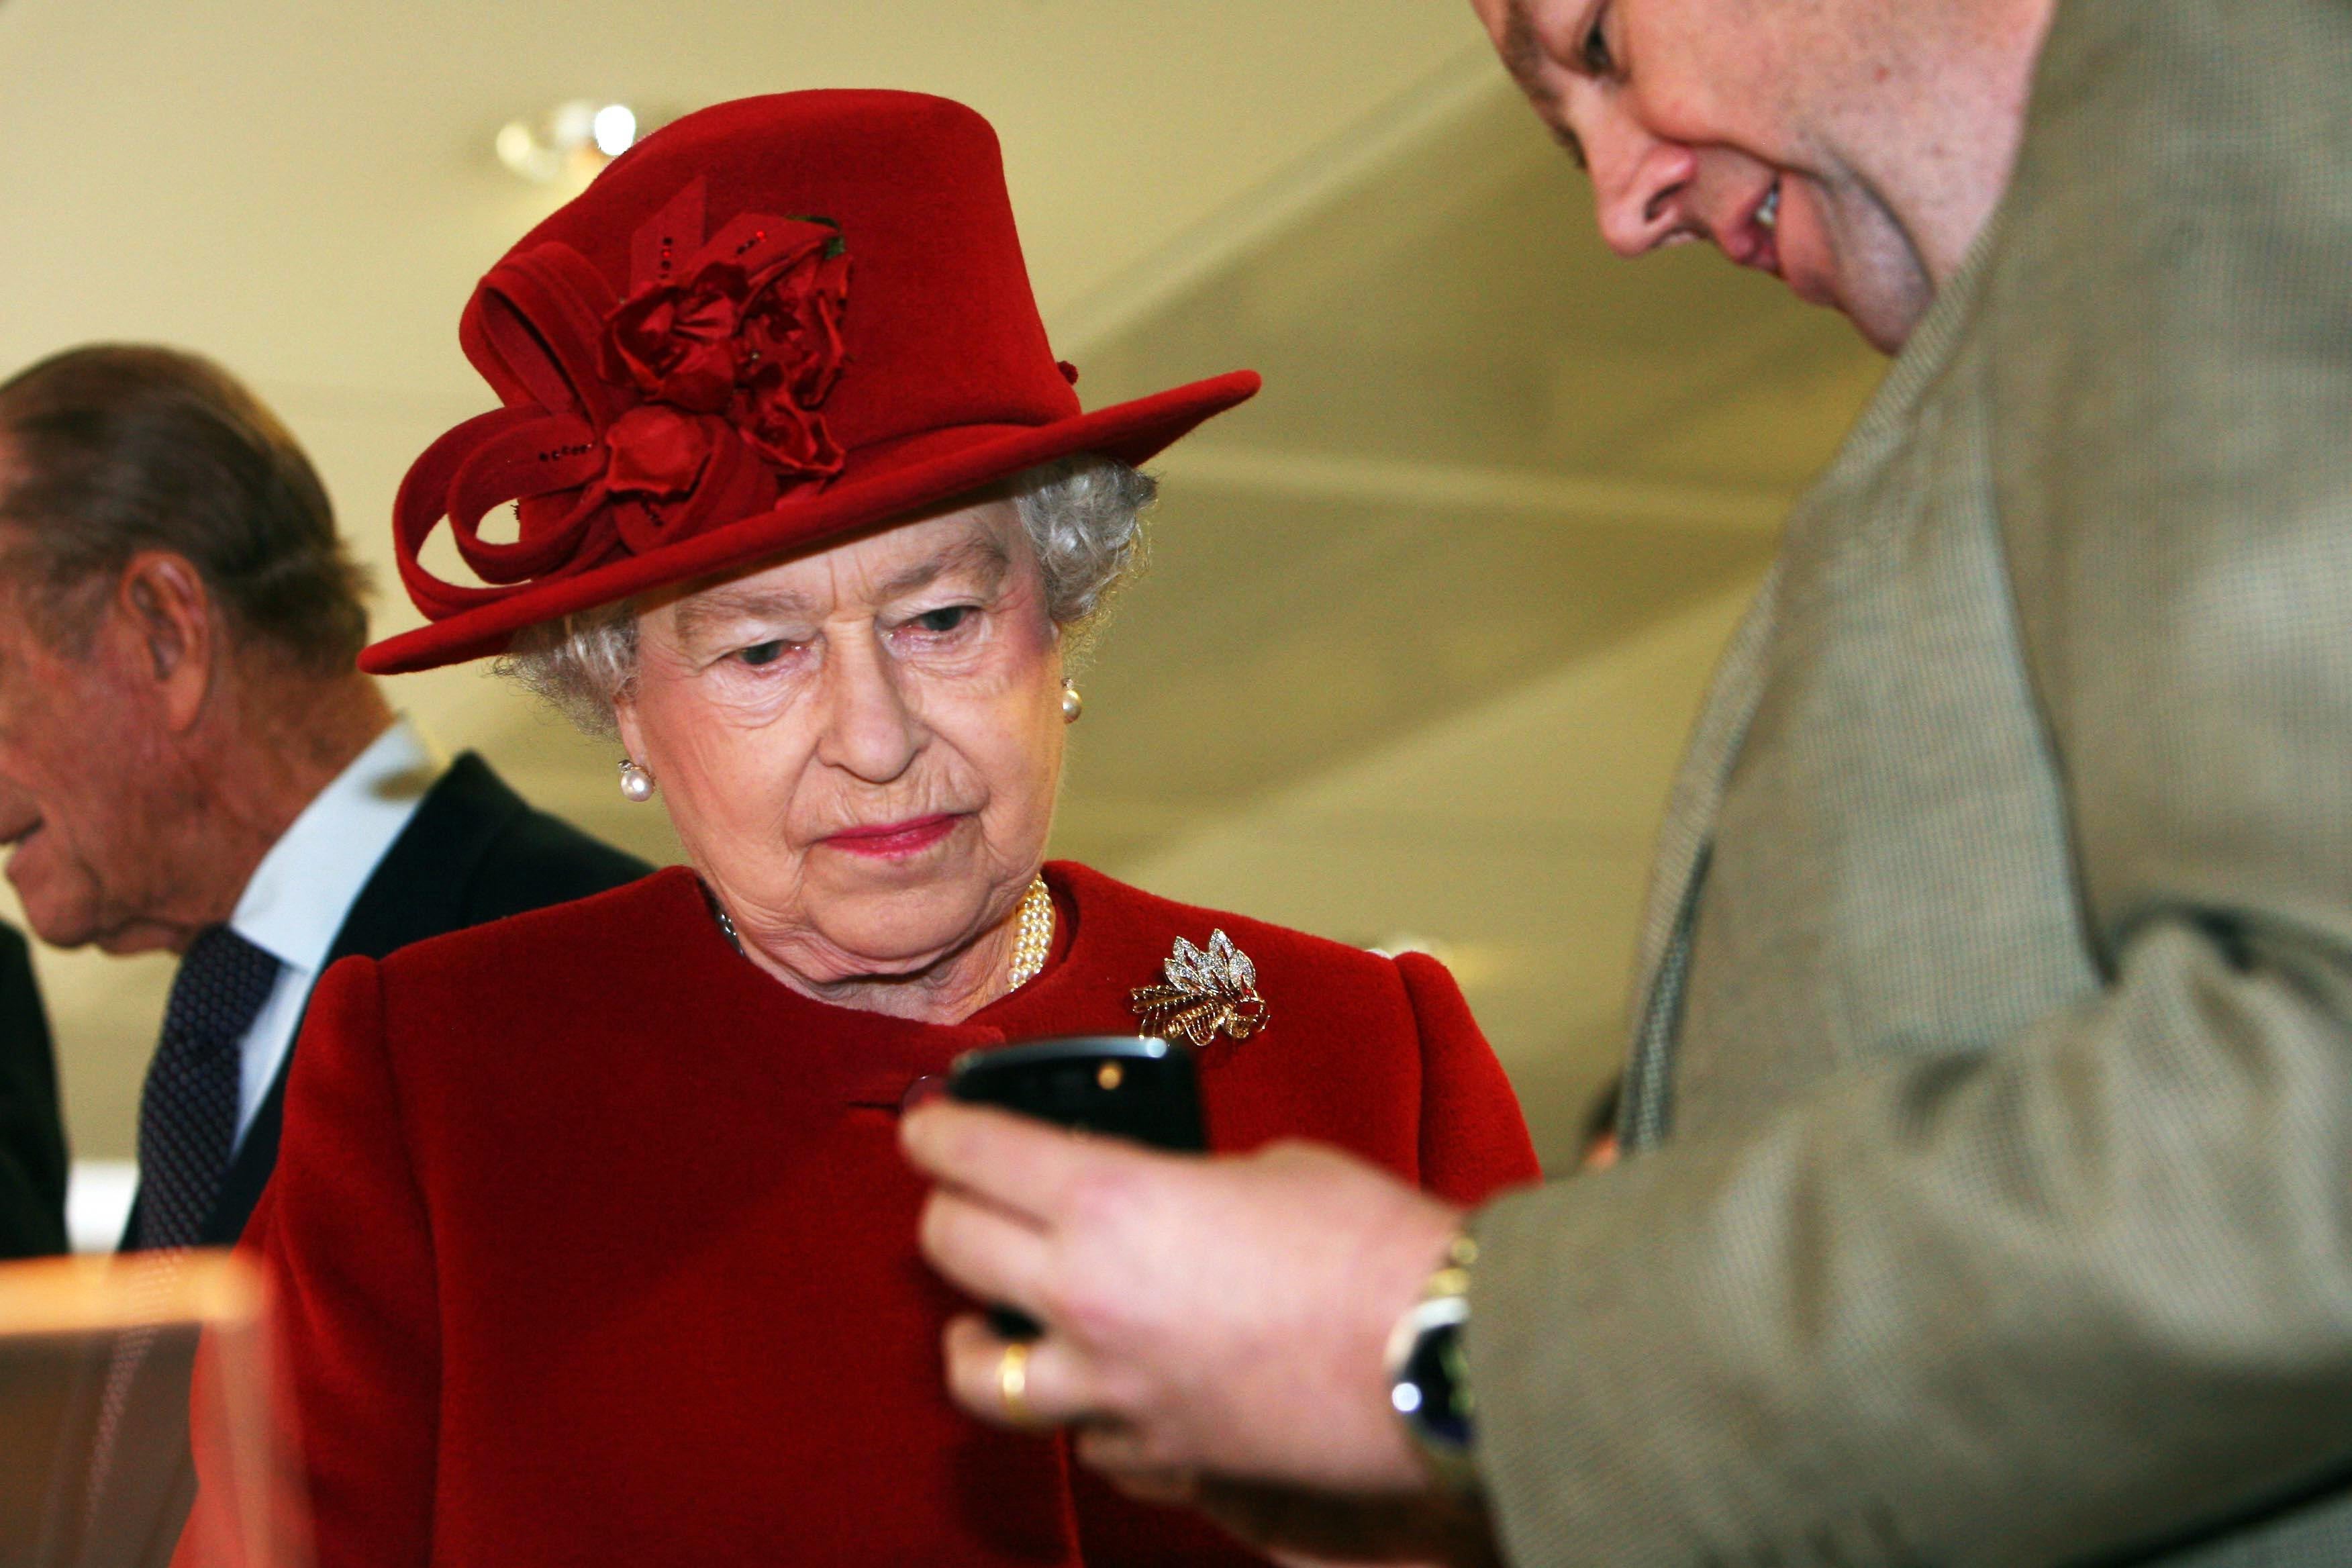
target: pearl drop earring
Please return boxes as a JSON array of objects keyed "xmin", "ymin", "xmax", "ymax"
[
  {"xmin": 618, "ymin": 759, "xmax": 656, "ymax": 803},
  {"xmin": 1060, "ymin": 681, "xmax": 1083, "ymax": 724}
]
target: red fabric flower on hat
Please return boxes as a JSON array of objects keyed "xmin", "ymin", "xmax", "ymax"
[
  {"xmin": 601, "ymin": 406, "xmax": 716, "ymax": 497},
  {"xmin": 601, "ymin": 218, "xmax": 850, "ymax": 455},
  {"xmin": 391, "ymin": 179, "xmax": 852, "ymax": 619},
  {"xmin": 603, "ymin": 264, "xmax": 752, "ymax": 413},
  {"xmin": 601, "ymin": 212, "xmax": 850, "ymax": 481}
]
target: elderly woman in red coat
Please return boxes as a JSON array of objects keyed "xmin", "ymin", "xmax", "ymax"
[{"xmin": 213, "ymin": 91, "xmax": 1537, "ymax": 1568}]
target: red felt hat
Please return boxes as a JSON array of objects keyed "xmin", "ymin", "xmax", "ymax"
[{"xmin": 361, "ymin": 90, "xmax": 1259, "ymax": 675}]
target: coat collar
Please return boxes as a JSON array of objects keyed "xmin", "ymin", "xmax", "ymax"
[{"xmin": 668, "ymin": 859, "xmax": 1149, "ymax": 1110}]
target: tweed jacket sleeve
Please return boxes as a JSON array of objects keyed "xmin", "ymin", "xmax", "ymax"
[{"xmin": 1463, "ymin": 4, "xmax": 2352, "ymax": 1566}]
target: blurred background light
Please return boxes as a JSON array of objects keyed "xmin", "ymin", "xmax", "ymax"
[
  {"xmin": 495, "ymin": 98, "xmax": 641, "ymax": 187},
  {"xmin": 591, "ymin": 102, "xmax": 638, "ymax": 158}
]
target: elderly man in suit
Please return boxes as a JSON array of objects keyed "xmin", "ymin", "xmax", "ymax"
[
  {"xmin": 0, "ymin": 343, "xmax": 649, "ymax": 1562},
  {"xmin": 905, "ymin": 0, "xmax": 2352, "ymax": 1563}
]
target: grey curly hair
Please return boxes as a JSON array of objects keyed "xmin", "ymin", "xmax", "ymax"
[{"xmin": 496, "ymin": 452, "xmax": 1156, "ymax": 736}]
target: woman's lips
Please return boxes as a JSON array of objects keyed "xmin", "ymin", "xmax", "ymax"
[{"xmin": 822, "ymin": 813, "xmax": 962, "ymax": 859}]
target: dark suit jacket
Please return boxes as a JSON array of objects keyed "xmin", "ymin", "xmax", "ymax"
[
  {"xmin": 86, "ymin": 750, "xmax": 648, "ymax": 1567},
  {"xmin": 0, "ymin": 922, "xmax": 68, "ymax": 1258},
  {"xmin": 117, "ymin": 752, "xmax": 649, "ymax": 1250}
]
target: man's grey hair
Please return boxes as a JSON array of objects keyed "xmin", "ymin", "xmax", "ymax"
[
  {"xmin": 498, "ymin": 452, "xmax": 1157, "ymax": 736},
  {"xmin": 0, "ymin": 344, "xmax": 369, "ymax": 674}
]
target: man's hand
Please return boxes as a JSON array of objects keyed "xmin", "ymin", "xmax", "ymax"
[{"xmin": 901, "ymin": 1101, "xmax": 1465, "ymax": 1494}]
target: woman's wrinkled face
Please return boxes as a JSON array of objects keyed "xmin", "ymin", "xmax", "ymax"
[{"xmin": 616, "ymin": 498, "xmax": 1064, "ymax": 989}]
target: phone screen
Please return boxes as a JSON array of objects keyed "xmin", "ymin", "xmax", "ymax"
[
  {"xmin": 945, "ymin": 1034, "xmax": 1206, "ymax": 1153},
  {"xmin": 944, "ymin": 1036, "xmax": 1206, "ymax": 1338}
]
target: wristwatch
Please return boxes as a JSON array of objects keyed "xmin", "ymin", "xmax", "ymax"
[{"xmin": 1384, "ymin": 1232, "xmax": 1482, "ymax": 1496}]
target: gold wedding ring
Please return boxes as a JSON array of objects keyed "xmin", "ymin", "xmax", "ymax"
[{"xmin": 997, "ymin": 1339, "xmax": 1034, "ymax": 1426}]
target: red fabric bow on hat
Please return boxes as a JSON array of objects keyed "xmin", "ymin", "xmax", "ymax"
[{"xmin": 392, "ymin": 179, "xmax": 851, "ymax": 618}]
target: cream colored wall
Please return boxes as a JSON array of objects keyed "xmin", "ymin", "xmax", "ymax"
[
  {"xmin": 1112, "ymin": 577, "xmax": 1759, "ymax": 1163},
  {"xmin": 0, "ymin": 1, "xmax": 1879, "ymax": 1175}
]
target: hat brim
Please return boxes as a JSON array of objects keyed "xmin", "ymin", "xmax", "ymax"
[{"xmin": 359, "ymin": 368, "xmax": 1260, "ymax": 675}]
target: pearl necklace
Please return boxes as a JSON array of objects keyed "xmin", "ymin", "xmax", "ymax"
[
  {"xmin": 1003, "ymin": 876, "xmax": 1055, "ymax": 991},
  {"xmin": 713, "ymin": 876, "xmax": 1055, "ymax": 994}
]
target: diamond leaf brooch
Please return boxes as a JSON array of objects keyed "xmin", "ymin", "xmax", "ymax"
[{"xmin": 1130, "ymin": 930, "xmax": 1269, "ymax": 1048}]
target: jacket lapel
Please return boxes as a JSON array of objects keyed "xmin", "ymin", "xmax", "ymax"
[
  {"xmin": 1616, "ymin": 560, "xmax": 1783, "ymax": 1149},
  {"xmin": 1612, "ymin": 222, "xmax": 2006, "ymax": 1151},
  {"xmin": 197, "ymin": 753, "xmax": 526, "ymax": 1248}
]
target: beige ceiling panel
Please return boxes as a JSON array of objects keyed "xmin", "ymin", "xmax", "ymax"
[
  {"xmin": 1118, "ymin": 581, "xmax": 1759, "ymax": 1168},
  {"xmin": 1072, "ymin": 79, "xmax": 1878, "ymax": 483},
  {"xmin": 0, "ymin": 0, "xmax": 1490, "ymax": 397},
  {"xmin": 1048, "ymin": 485, "xmax": 1773, "ymax": 868}
]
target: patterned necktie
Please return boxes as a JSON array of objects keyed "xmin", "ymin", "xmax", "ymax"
[{"xmin": 130, "ymin": 926, "xmax": 280, "ymax": 1251}]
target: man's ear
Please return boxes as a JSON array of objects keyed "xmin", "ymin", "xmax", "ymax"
[{"xmin": 113, "ymin": 552, "xmax": 215, "ymax": 732}]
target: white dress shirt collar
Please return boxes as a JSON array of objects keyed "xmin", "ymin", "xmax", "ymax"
[
  {"xmin": 230, "ymin": 716, "xmax": 445, "ymax": 975},
  {"xmin": 224, "ymin": 716, "xmax": 445, "ymax": 1140}
]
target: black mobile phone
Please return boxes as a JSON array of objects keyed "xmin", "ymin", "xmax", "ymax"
[{"xmin": 945, "ymin": 1035, "xmax": 1206, "ymax": 1338}]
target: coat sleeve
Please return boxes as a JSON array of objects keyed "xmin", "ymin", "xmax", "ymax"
[
  {"xmin": 202, "ymin": 956, "xmax": 442, "ymax": 1567},
  {"xmin": 1465, "ymin": 4, "xmax": 2352, "ymax": 1566},
  {"xmin": 0, "ymin": 924, "xmax": 67, "ymax": 1258},
  {"xmin": 1394, "ymin": 951, "xmax": 1540, "ymax": 1206}
]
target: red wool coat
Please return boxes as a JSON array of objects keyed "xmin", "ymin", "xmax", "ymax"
[{"xmin": 221, "ymin": 863, "xmax": 1538, "ymax": 1567}]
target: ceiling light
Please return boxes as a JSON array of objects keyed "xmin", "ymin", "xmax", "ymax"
[
  {"xmin": 591, "ymin": 103, "xmax": 638, "ymax": 158},
  {"xmin": 496, "ymin": 99, "xmax": 643, "ymax": 187},
  {"xmin": 1369, "ymin": 934, "xmax": 1452, "ymax": 962}
]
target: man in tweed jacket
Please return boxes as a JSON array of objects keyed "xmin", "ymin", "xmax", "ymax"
[{"xmin": 905, "ymin": 0, "xmax": 2352, "ymax": 1561}]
